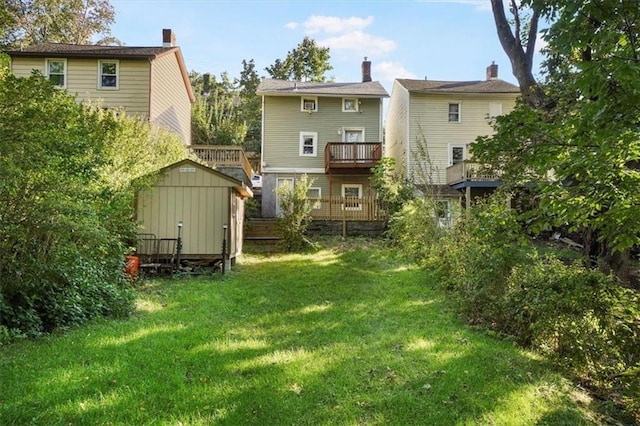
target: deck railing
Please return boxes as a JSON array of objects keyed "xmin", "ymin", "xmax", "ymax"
[
  {"xmin": 324, "ymin": 142, "xmax": 382, "ymax": 173},
  {"xmin": 307, "ymin": 196, "xmax": 386, "ymax": 221},
  {"xmin": 446, "ymin": 161, "xmax": 502, "ymax": 185},
  {"xmin": 189, "ymin": 145, "xmax": 253, "ymax": 180}
]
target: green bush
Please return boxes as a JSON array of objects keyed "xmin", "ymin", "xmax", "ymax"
[
  {"xmin": 503, "ymin": 255, "xmax": 639, "ymax": 420},
  {"xmin": 386, "ymin": 197, "xmax": 449, "ymax": 265},
  {"xmin": 275, "ymin": 174, "xmax": 314, "ymax": 252},
  {"xmin": 388, "ymin": 190, "xmax": 639, "ymax": 419},
  {"xmin": 0, "ymin": 72, "xmax": 183, "ymax": 340}
]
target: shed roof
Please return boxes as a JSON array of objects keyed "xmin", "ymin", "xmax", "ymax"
[
  {"xmin": 154, "ymin": 159, "xmax": 253, "ymax": 198},
  {"xmin": 396, "ymin": 78, "xmax": 520, "ymax": 94},
  {"xmin": 257, "ymin": 78, "xmax": 389, "ymax": 98}
]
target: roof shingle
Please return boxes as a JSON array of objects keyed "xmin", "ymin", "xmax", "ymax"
[
  {"xmin": 397, "ymin": 78, "xmax": 520, "ymax": 94},
  {"xmin": 6, "ymin": 43, "xmax": 175, "ymax": 59},
  {"xmin": 257, "ymin": 79, "xmax": 389, "ymax": 98}
]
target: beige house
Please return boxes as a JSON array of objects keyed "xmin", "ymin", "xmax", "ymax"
[
  {"xmin": 6, "ymin": 29, "xmax": 195, "ymax": 145},
  {"xmin": 136, "ymin": 159, "xmax": 252, "ymax": 268},
  {"xmin": 385, "ymin": 63, "xmax": 520, "ymax": 219},
  {"xmin": 257, "ymin": 59, "xmax": 389, "ymax": 219}
]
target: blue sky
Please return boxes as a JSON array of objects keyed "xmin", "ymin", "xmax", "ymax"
[{"xmin": 110, "ymin": 0, "xmax": 544, "ymax": 94}]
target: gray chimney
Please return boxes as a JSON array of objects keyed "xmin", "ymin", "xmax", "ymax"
[
  {"xmin": 362, "ymin": 57, "xmax": 372, "ymax": 82},
  {"xmin": 162, "ymin": 29, "xmax": 176, "ymax": 47},
  {"xmin": 486, "ymin": 61, "xmax": 498, "ymax": 80}
]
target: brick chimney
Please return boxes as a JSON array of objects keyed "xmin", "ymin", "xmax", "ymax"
[
  {"xmin": 162, "ymin": 29, "xmax": 176, "ymax": 47},
  {"xmin": 362, "ymin": 57, "xmax": 372, "ymax": 82},
  {"xmin": 486, "ymin": 61, "xmax": 498, "ymax": 80}
]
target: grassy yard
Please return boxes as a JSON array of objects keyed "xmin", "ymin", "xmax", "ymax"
[{"xmin": 0, "ymin": 238, "xmax": 605, "ymax": 425}]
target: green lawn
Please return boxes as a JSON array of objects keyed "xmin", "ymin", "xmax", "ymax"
[{"xmin": 0, "ymin": 238, "xmax": 604, "ymax": 425}]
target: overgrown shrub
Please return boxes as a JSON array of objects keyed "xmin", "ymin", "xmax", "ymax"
[
  {"xmin": 275, "ymin": 175, "xmax": 314, "ymax": 252},
  {"xmin": 389, "ymin": 190, "xmax": 640, "ymax": 419},
  {"xmin": 0, "ymin": 72, "xmax": 183, "ymax": 340},
  {"xmin": 443, "ymin": 194, "xmax": 532, "ymax": 323},
  {"xmin": 371, "ymin": 157, "xmax": 414, "ymax": 217}
]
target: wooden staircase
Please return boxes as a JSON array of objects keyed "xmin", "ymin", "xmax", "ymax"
[{"xmin": 244, "ymin": 219, "xmax": 280, "ymax": 241}]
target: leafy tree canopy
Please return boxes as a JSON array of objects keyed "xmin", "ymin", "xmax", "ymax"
[
  {"xmin": 478, "ymin": 0, "xmax": 640, "ymax": 280},
  {"xmin": 1, "ymin": 0, "xmax": 118, "ymax": 47},
  {"xmin": 265, "ymin": 36, "xmax": 332, "ymax": 82},
  {"xmin": 190, "ymin": 70, "xmax": 247, "ymax": 146}
]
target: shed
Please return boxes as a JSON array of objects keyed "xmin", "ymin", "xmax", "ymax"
[{"xmin": 135, "ymin": 159, "xmax": 252, "ymax": 268}]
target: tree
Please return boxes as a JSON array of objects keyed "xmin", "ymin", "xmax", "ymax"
[
  {"xmin": 0, "ymin": 72, "xmax": 185, "ymax": 339},
  {"xmin": 190, "ymin": 71, "xmax": 247, "ymax": 146},
  {"xmin": 265, "ymin": 36, "xmax": 332, "ymax": 82},
  {"xmin": 236, "ymin": 59, "xmax": 262, "ymax": 150},
  {"xmin": 275, "ymin": 175, "xmax": 315, "ymax": 251},
  {"xmin": 1, "ymin": 0, "xmax": 118, "ymax": 47},
  {"xmin": 490, "ymin": 0, "xmax": 544, "ymax": 107},
  {"xmin": 478, "ymin": 0, "xmax": 640, "ymax": 282}
]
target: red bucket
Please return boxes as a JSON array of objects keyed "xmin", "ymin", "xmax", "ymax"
[{"xmin": 125, "ymin": 255, "xmax": 139, "ymax": 280}]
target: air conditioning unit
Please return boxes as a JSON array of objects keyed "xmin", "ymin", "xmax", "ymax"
[{"xmin": 303, "ymin": 101, "xmax": 315, "ymax": 111}]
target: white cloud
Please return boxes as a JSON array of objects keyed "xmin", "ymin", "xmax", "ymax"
[
  {"xmin": 320, "ymin": 31, "xmax": 397, "ymax": 56},
  {"xmin": 285, "ymin": 14, "xmax": 397, "ymax": 60},
  {"xmin": 536, "ymin": 31, "xmax": 548, "ymax": 52},
  {"xmin": 302, "ymin": 15, "xmax": 375, "ymax": 34},
  {"xmin": 374, "ymin": 61, "xmax": 417, "ymax": 83},
  {"xmin": 419, "ymin": 0, "xmax": 493, "ymax": 12}
]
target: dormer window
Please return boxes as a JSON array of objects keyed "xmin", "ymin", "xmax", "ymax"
[
  {"xmin": 46, "ymin": 59, "xmax": 66, "ymax": 88},
  {"xmin": 99, "ymin": 60, "xmax": 119, "ymax": 89},
  {"xmin": 301, "ymin": 97, "xmax": 317, "ymax": 112},
  {"xmin": 342, "ymin": 98, "xmax": 358, "ymax": 112}
]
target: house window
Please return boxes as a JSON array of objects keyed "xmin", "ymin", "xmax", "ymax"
[
  {"xmin": 436, "ymin": 200, "xmax": 453, "ymax": 228},
  {"xmin": 307, "ymin": 187, "xmax": 322, "ymax": 210},
  {"xmin": 448, "ymin": 103, "xmax": 461, "ymax": 122},
  {"xmin": 343, "ymin": 128, "xmax": 364, "ymax": 143},
  {"xmin": 46, "ymin": 59, "xmax": 66, "ymax": 88},
  {"xmin": 276, "ymin": 177, "xmax": 295, "ymax": 217},
  {"xmin": 99, "ymin": 60, "xmax": 119, "ymax": 89},
  {"xmin": 342, "ymin": 98, "xmax": 358, "ymax": 112},
  {"xmin": 489, "ymin": 102, "xmax": 503, "ymax": 118},
  {"xmin": 450, "ymin": 144, "xmax": 466, "ymax": 166},
  {"xmin": 301, "ymin": 97, "xmax": 318, "ymax": 112},
  {"xmin": 342, "ymin": 184, "xmax": 362, "ymax": 211},
  {"xmin": 299, "ymin": 132, "xmax": 318, "ymax": 156}
]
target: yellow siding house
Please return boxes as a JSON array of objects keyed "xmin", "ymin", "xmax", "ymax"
[
  {"xmin": 385, "ymin": 62, "xmax": 520, "ymax": 220},
  {"xmin": 6, "ymin": 29, "xmax": 195, "ymax": 145}
]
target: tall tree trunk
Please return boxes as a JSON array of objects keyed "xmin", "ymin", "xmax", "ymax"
[{"xmin": 490, "ymin": 0, "xmax": 546, "ymax": 108}]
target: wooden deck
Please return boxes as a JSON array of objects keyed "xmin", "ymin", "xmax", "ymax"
[
  {"xmin": 324, "ymin": 142, "xmax": 382, "ymax": 174},
  {"xmin": 446, "ymin": 161, "xmax": 502, "ymax": 186},
  {"xmin": 309, "ymin": 196, "xmax": 386, "ymax": 221},
  {"xmin": 189, "ymin": 145, "xmax": 253, "ymax": 182}
]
